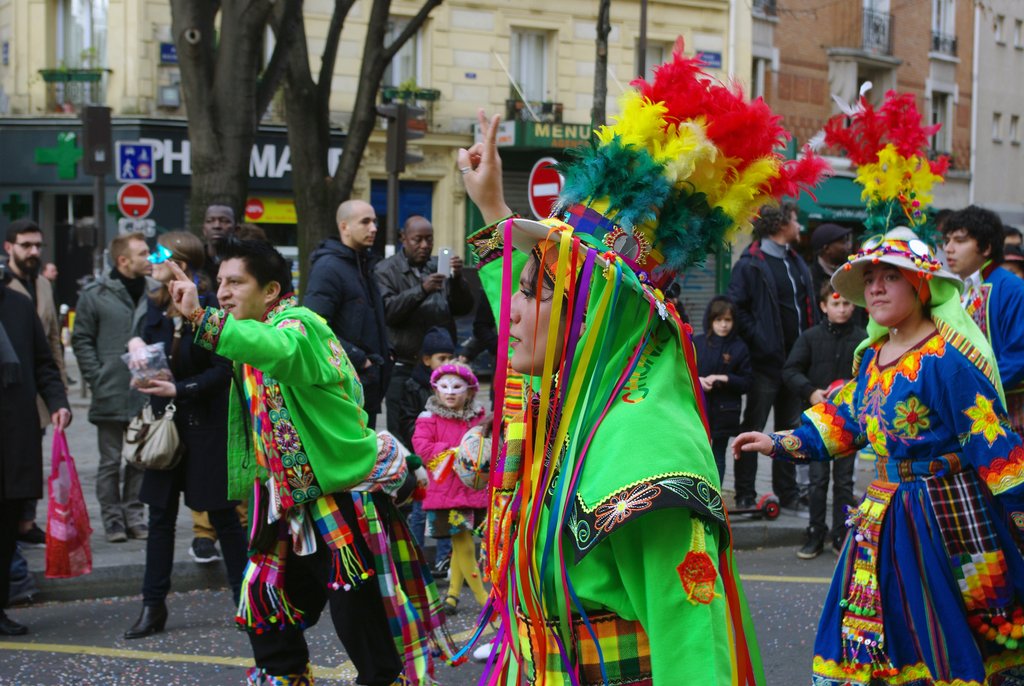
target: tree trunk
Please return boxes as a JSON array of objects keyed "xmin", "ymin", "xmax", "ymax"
[
  {"xmin": 170, "ymin": 0, "xmax": 285, "ymax": 233},
  {"xmin": 591, "ymin": 0, "xmax": 612, "ymax": 133},
  {"xmin": 279, "ymin": 1, "xmax": 341, "ymax": 295},
  {"xmin": 282, "ymin": 0, "xmax": 442, "ymax": 294}
]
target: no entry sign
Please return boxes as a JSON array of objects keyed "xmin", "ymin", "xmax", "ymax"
[
  {"xmin": 117, "ymin": 183, "xmax": 154, "ymax": 219},
  {"xmin": 528, "ymin": 157, "xmax": 563, "ymax": 220}
]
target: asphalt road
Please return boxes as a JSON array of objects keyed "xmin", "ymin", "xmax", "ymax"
[{"xmin": 0, "ymin": 546, "xmax": 838, "ymax": 686}]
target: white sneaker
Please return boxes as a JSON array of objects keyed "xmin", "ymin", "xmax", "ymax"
[{"xmin": 472, "ymin": 642, "xmax": 494, "ymax": 663}]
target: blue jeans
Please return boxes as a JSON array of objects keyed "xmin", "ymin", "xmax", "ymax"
[
  {"xmin": 8, "ymin": 543, "xmax": 37, "ymax": 602},
  {"xmin": 407, "ymin": 501, "xmax": 451, "ymax": 563}
]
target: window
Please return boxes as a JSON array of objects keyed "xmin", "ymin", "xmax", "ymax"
[
  {"xmin": 636, "ymin": 41, "xmax": 668, "ymax": 82},
  {"xmin": 55, "ymin": 0, "xmax": 108, "ymax": 108},
  {"xmin": 510, "ymin": 30, "xmax": 549, "ymax": 102},
  {"xmin": 995, "ymin": 15, "xmax": 1006, "ymax": 44},
  {"xmin": 1015, "ymin": 19, "xmax": 1023, "ymax": 48},
  {"xmin": 752, "ymin": 56, "xmax": 770, "ymax": 100},
  {"xmin": 385, "ymin": 17, "xmax": 422, "ymax": 89},
  {"xmin": 930, "ymin": 91, "xmax": 952, "ymax": 153},
  {"xmin": 58, "ymin": 0, "xmax": 108, "ymax": 69},
  {"xmin": 931, "ymin": 0, "xmax": 957, "ymax": 55},
  {"xmin": 993, "ymin": 112, "xmax": 1003, "ymax": 141},
  {"xmin": 1011, "ymin": 115, "xmax": 1021, "ymax": 145}
]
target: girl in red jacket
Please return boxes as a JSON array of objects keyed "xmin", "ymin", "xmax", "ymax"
[{"xmin": 412, "ymin": 363, "xmax": 488, "ymax": 615}]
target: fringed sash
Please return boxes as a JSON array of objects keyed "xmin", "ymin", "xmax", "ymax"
[{"xmin": 838, "ymin": 480, "xmax": 898, "ymax": 681}]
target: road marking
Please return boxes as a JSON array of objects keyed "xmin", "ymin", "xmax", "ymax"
[
  {"xmin": 0, "ymin": 641, "xmax": 351, "ymax": 680},
  {"xmin": 740, "ymin": 574, "xmax": 832, "ymax": 584},
  {"xmin": 0, "ymin": 624, "xmax": 491, "ymax": 680}
]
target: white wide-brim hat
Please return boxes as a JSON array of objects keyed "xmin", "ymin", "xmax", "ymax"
[{"xmin": 830, "ymin": 227, "xmax": 961, "ymax": 307}]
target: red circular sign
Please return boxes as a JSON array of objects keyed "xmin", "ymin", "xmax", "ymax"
[
  {"xmin": 245, "ymin": 198, "xmax": 265, "ymax": 221},
  {"xmin": 528, "ymin": 157, "xmax": 563, "ymax": 220},
  {"xmin": 117, "ymin": 183, "xmax": 154, "ymax": 219}
]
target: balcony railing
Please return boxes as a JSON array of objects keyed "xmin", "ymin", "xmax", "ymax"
[
  {"xmin": 38, "ymin": 68, "xmax": 110, "ymax": 113},
  {"xmin": 931, "ymin": 31, "xmax": 958, "ymax": 56},
  {"xmin": 862, "ymin": 9, "xmax": 894, "ymax": 55},
  {"xmin": 505, "ymin": 99, "xmax": 563, "ymax": 123}
]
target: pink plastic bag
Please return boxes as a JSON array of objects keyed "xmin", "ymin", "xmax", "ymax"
[{"xmin": 45, "ymin": 430, "xmax": 93, "ymax": 578}]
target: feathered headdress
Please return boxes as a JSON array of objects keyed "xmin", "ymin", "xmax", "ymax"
[
  {"xmin": 532, "ymin": 37, "xmax": 830, "ymax": 282},
  {"xmin": 823, "ymin": 88, "xmax": 949, "ymax": 237}
]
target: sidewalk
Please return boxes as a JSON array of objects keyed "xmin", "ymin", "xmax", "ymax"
[
  {"xmin": 21, "ymin": 353, "xmax": 225, "ymax": 604},
  {"xmin": 21, "ymin": 352, "xmax": 871, "ymax": 603}
]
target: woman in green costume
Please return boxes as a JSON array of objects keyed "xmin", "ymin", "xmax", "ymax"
[{"xmin": 455, "ymin": 45, "xmax": 829, "ymax": 685}]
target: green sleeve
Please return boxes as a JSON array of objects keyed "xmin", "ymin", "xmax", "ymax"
[
  {"xmin": 605, "ymin": 509, "xmax": 733, "ymax": 685},
  {"xmin": 194, "ymin": 308, "xmax": 345, "ymax": 388}
]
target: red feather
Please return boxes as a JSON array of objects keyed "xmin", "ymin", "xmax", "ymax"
[
  {"xmin": 766, "ymin": 151, "xmax": 833, "ymax": 201},
  {"xmin": 880, "ymin": 91, "xmax": 940, "ymax": 158},
  {"xmin": 825, "ymin": 90, "xmax": 940, "ymax": 164},
  {"xmin": 632, "ymin": 41, "xmax": 788, "ymax": 173},
  {"xmin": 929, "ymin": 155, "xmax": 950, "ymax": 177}
]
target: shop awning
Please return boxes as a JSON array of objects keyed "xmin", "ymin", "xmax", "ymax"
[{"xmin": 797, "ymin": 175, "xmax": 867, "ymax": 223}]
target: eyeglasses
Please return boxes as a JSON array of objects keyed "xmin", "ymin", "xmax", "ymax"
[
  {"xmin": 148, "ymin": 244, "xmax": 173, "ymax": 264},
  {"xmin": 14, "ymin": 241, "xmax": 44, "ymax": 250}
]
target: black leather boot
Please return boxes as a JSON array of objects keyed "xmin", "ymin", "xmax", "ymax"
[
  {"xmin": 0, "ymin": 610, "xmax": 28, "ymax": 636},
  {"xmin": 124, "ymin": 603, "xmax": 168, "ymax": 639}
]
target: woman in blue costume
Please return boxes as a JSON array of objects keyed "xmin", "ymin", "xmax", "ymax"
[{"xmin": 735, "ymin": 227, "xmax": 1024, "ymax": 686}]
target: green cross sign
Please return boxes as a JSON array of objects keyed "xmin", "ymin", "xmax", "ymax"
[
  {"xmin": 1, "ymin": 193, "xmax": 29, "ymax": 221},
  {"xmin": 35, "ymin": 131, "xmax": 83, "ymax": 180}
]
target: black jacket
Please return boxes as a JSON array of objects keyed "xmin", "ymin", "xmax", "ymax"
[
  {"xmin": 0, "ymin": 282, "xmax": 69, "ymax": 499},
  {"xmin": 782, "ymin": 319, "xmax": 867, "ymax": 407},
  {"xmin": 137, "ymin": 294, "xmax": 236, "ymax": 511},
  {"xmin": 303, "ymin": 238, "xmax": 392, "ymax": 414},
  {"xmin": 693, "ymin": 297, "xmax": 753, "ymax": 439},
  {"xmin": 374, "ymin": 250, "xmax": 475, "ymax": 363},
  {"xmin": 727, "ymin": 240, "xmax": 815, "ymax": 376},
  {"xmin": 396, "ymin": 363, "xmax": 433, "ymax": 450}
]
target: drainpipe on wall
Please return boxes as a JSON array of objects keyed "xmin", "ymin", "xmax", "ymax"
[
  {"xmin": 728, "ymin": 0, "xmax": 738, "ymax": 79},
  {"xmin": 968, "ymin": 3, "xmax": 980, "ymax": 204}
]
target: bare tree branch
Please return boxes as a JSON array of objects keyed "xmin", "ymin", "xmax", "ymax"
[
  {"xmin": 256, "ymin": 0, "xmax": 301, "ymax": 117},
  {"xmin": 382, "ymin": 0, "xmax": 442, "ymax": 63},
  {"xmin": 318, "ymin": 0, "xmax": 358, "ymax": 106}
]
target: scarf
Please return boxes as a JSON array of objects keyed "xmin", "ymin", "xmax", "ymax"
[{"xmin": 0, "ymin": 318, "xmax": 20, "ymax": 388}]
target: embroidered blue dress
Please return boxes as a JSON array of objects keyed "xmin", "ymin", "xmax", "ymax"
[
  {"xmin": 965, "ymin": 263, "xmax": 1024, "ymax": 436},
  {"xmin": 771, "ymin": 324, "xmax": 1024, "ymax": 686}
]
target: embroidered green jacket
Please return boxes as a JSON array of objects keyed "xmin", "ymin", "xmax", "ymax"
[{"xmin": 193, "ymin": 297, "xmax": 377, "ymax": 502}]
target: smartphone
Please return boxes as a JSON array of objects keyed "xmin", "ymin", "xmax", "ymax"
[{"xmin": 437, "ymin": 248, "xmax": 452, "ymax": 276}]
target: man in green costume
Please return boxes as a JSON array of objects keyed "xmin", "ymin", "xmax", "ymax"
[{"xmin": 167, "ymin": 240, "xmax": 450, "ymax": 686}]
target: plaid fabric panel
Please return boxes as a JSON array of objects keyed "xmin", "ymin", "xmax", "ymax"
[
  {"xmin": 577, "ymin": 613, "xmax": 653, "ymax": 686},
  {"xmin": 926, "ymin": 471, "xmax": 1013, "ymax": 610},
  {"xmin": 925, "ymin": 470, "xmax": 999, "ymax": 556},
  {"xmin": 517, "ymin": 610, "xmax": 653, "ymax": 686}
]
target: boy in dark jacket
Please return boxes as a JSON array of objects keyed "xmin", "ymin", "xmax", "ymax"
[
  {"xmin": 694, "ymin": 296, "xmax": 753, "ymax": 483},
  {"xmin": 782, "ymin": 281, "xmax": 867, "ymax": 559}
]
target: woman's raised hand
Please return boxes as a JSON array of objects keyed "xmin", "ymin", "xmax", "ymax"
[
  {"xmin": 732, "ymin": 432, "xmax": 774, "ymax": 459},
  {"xmin": 457, "ymin": 109, "xmax": 512, "ymax": 224}
]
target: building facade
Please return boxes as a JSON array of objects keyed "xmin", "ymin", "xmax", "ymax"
[
  {"xmin": 971, "ymin": 0, "xmax": 1024, "ymax": 228},
  {"xmin": 0, "ymin": 0, "xmax": 747, "ymax": 317},
  {"xmin": 755, "ymin": 0, "xmax": 978, "ymax": 227}
]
